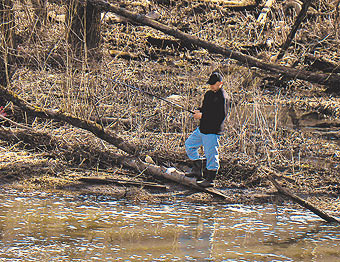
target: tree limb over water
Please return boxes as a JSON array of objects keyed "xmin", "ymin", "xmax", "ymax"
[{"xmin": 260, "ymin": 166, "xmax": 340, "ymax": 224}]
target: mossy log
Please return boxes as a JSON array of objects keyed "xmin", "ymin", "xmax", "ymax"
[{"xmin": 0, "ymin": 84, "xmax": 140, "ymax": 156}]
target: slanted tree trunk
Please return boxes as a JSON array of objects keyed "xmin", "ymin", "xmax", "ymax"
[
  {"xmin": 66, "ymin": 0, "xmax": 101, "ymax": 55},
  {"xmin": 0, "ymin": 84, "xmax": 142, "ymax": 156},
  {"xmin": 89, "ymin": 0, "xmax": 340, "ymax": 90},
  {"xmin": 0, "ymin": 0, "xmax": 15, "ymax": 87},
  {"xmin": 260, "ymin": 166, "xmax": 340, "ymax": 224},
  {"xmin": 275, "ymin": 0, "xmax": 314, "ymax": 61}
]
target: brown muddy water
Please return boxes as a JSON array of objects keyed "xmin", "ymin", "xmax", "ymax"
[{"xmin": 0, "ymin": 190, "xmax": 339, "ymax": 262}]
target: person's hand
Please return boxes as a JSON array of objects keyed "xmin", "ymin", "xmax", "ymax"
[{"xmin": 193, "ymin": 110, "xmax": 202, "ymax": 120}]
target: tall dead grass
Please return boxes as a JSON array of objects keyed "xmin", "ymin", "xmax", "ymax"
[{"xmin": 4, "ymin": 0, "xmax": 339, "ymax": 181}]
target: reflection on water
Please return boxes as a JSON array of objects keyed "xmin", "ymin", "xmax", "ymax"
[{"xmin": 0, "ymin": 190, "xmax": 339, "ymax": 261}]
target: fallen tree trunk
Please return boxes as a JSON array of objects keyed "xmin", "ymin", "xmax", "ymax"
[
  {"xmin": 119, "ymin": 156, "xmax": 230, "ymax": 199},
  {"xmin": 88, "ymin": 0, "xmax": 340, "ymax": 89},
  {"xmin": 0, "ymin": 123, "xmax": 227, "ymax": 198},
  {"xmin": 0, "ymin": 84, "xmax": 140, "ymax": 156},
  {"xmin": 0, "ymin": 126, "xmax": 122, "ymax": 168},
  {"xmin": 260, "ymin": 166, "xmax": 340, "ymax": 224}
]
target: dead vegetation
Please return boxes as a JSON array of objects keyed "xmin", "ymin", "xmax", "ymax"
[{"xmin": 0, "ymin": 0, "xmax": 339, "ymax": 210}]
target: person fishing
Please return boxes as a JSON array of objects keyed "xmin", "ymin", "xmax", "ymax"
[{"xmin": 185, "ymin": 71, "xmax": 231, "ymax": 187}]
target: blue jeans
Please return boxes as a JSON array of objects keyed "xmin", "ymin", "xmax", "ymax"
[{"xmin": 185, "ymin": 128, "xmax": 221, "ymax": 171}]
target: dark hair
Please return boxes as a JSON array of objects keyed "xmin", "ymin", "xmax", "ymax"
[{"xmin": 207, "ymin": 72, "xmax": 223, "ymax": 85}]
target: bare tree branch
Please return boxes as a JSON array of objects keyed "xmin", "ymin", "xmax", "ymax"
[
  {"xmin": 260, "ymin": 166, "xmax": 340, "ymax": 224},
  {"xmin": 276, "ymin": 0, "xmax": 314, "ymax": 61},
  {"xmin": 0, "ymin": 84, "xmax": 140, "ymax": 156},
  {"xmin": 87, "ymin": 0, "xmax": 340, "ymax": 89}
]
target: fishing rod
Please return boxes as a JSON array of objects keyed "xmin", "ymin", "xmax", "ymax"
[{"xmin": 112, "ymin": 79, "xmax": 195, "ymax": 114}]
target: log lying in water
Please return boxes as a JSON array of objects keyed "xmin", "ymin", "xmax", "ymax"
[
  {"xmin": 120, "ymin": 156, "xmax": 230, "ymax": 199},
  {"xmin": 260, "ymin": 166, "xmax": 340, "ymax": 224}
]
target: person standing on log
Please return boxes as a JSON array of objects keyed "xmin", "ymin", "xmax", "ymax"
[{"xmin": 185, "ymin": 72, "xmax": 231, "ymax": 187}]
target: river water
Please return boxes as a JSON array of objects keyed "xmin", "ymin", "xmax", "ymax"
[{"xmin": 0, "ymin": 190, "xmax": 339, "ymax": 261}]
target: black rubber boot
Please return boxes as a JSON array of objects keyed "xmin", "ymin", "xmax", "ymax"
[
  {"xmin": 186, "ymin": 159, "xmax": 204, "ymax": 180},
  {"xmin": 196, "ymin": 169, "xmax": 217, "ymax": 188}
]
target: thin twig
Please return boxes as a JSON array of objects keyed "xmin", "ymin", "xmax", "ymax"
[{"xmin": 0, "ymin": 114, "xmax": 34, "ymax": 131}]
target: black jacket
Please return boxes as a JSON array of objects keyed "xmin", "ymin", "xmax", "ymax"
[{"xmin": 199, "ymin": 88, "xmax": 230, "ymax": 135}]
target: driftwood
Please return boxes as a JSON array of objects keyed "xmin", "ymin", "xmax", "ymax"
[
  {"xmin": 120, "ymin": 156, "xmax": 230, "ymax": 199},
  {"xmin": 276, "ymin": 0, "xmax": 313, "ymax": 61},
  {"xmin": 260, "ymin": 166, "xmax": 340, "ymax": 224},
  {"xmin": 88, "ymin": 0, "xmax": 340, "ymax": 89}
]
